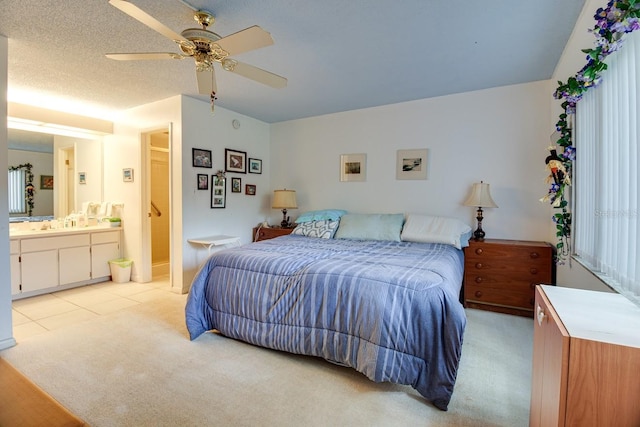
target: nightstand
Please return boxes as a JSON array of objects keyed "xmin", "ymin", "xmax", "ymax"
[
  {"xmin": 463, "ymin": 239, "xmax": 554, "ymax": 317},
  {"xmin": 252, "ymin": 226, "xmax": 294, "ymax": 242}
]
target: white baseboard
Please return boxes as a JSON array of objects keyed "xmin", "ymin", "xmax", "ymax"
[{"xmin": 0, "ymin": 336, "xmax": 17, "ymax": 350}]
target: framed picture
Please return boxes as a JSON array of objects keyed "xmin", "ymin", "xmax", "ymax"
[
  {"xmin": 123, "ymin": 168, "xmax": 134, "ymax": 182},
  {"xmin": 396, "ymin": 149, "xmax": 428, "ymax": 180},
  {"xmin": 225, "ymin": 148, "xmax": 247, "ymax": 173},
  {"xmin": 211, "ymin": 175, "xmax": 226, "ymax": 208},
  {"xmin": 197, "ymin": 174, "xmax": 208, "ymax": 190},
  {"xmin": 245, "ymin": 184, "xmax": 256, "ymax": 195},
  {"xmin": 340, "ymin": 153, "xmax": 367, "ymax": 182},
  {"xmin": 248, "ymin": 158, "xmax": 262, "ymax": 174},
  {"xmin": 193, "ymin": 148, "xmax": 212, "ymax": 168},
  {"xmin": 40, "ymin": 175, "xmax": 54, "ymax": 190},
  {"xmin": 78, "ymin": 172, "xmax": 86, "ymax": 185},
  {"xmin": 231, "ymin": 177, "xmax": 241, "ymax": 193}
]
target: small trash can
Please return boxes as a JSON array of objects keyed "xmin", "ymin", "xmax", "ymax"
[{"xmin": 109, "ymin": 258, "xmax": 132, "ymax": 283}]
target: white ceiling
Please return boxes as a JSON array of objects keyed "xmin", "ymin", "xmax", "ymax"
[{"xmin": 0, "ymin": 0, "xmax": 586, "ymax": 123}]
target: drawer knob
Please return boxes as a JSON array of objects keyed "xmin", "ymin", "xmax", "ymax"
[
  {"xmin": 474, "ymin": 276, "xmax": 483, "ymax": 283},
  {"xmin": 475, "ymin": 248, "xmax": 483, "ymax": 255},
  {"xmin": 475, "ymin": 291, "xmax": 482, "ymax": 298},
  {"xmin": 530, "ymin": 252, "xmax": 540, "ymax": 259},
  {"xmin": 530, "ymin": 268, "xmax": 538, "ymax": 275},
  {"xmin": 475, "ymin": 262, "xmax": 483, "ymax": 269}
]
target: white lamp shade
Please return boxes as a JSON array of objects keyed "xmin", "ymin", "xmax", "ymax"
[
  {"xmin": 272, "ymin": 189, "xmax": 298, "ymax": 209},
  {"xmin": 463, "ymin": 182, "xmax": 498, "ymax": 208}
]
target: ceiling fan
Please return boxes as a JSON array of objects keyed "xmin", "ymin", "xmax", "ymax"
[{"xmin": 106, "ymin": 0, "xmax": 287, "ymax": 109}]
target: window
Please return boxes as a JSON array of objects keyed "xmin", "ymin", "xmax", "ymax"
[
  {"xmin": 575, "ymin": 30, "xmax": 640, "ymax": 305},
  {"xmin": 8, "ymin": 168, "xmax": 26, "ymax": 214}
]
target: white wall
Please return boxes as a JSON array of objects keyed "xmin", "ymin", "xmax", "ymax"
[
  {"xmin": 271, "ymin": 80, "xmax": 553, "ymax": 242},
  {"xmin": 8, "ymin": 149, "xmax": 53, "ymax": 216},
  {"xmin": 105, "ymin": 96, "xmax": 182, "ymax": 288},
  {"xmin": 107, "ymin": 95, "xmax": 270, "ymax": 292},
  {"xmin": 0, "ymin": 34, "xmax": 16, "ymax": 350},
  {"xmin": 180, "ymin": 96, "xmax": 271, "ymax": 288},
  {"xmin": 549, "ymin": 0, "xmax": 611, "ymax": 292}
]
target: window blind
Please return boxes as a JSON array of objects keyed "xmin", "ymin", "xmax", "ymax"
[
  {"xmin": 8, "ymin": 169, "xmax": 26, "ymax": 214},
  {"xmin": 575, "ymin": 30, "xmax": 640, "ymax": 306}
]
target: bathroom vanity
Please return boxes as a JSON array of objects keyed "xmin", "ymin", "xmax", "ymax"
[{"xmin": 10, "ymin": 225, "xmax": 122, "ymax": 299}]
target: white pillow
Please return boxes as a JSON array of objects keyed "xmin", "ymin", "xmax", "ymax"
[{"xmin": 400, "ymin": 214, "xmax": 472, "ymax": 249}]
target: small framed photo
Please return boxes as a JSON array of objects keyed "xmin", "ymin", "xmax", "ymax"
[
  {"xmin": 197, "ymin": 174, "xmax": 208, "ymax": 190},
  {"xmin": 40, "ymin": 175, "xmax": 54, "ymax": 190},
  {"xmin": 78, "ymin": 172, "xmax": 86, "ymax": 185},
  {"xmin": 396, "ymin": 149, "xmax": 428, "ymax": 180},
  {"xmin": 245, "ymin": 184, "xmax": 256, "ymax": 196},
  {"xmin": 340, "ymin": 153, "xmax": 366, "ymax": 182},
  {"xmin": 123, "ymin": 168, "xmax": 134, "ymax": 182},
  {"xmin": 231, "ymin": 177, "xmax": 241, "ymax": 193},
  {"xmin": 225, "ymin": 148, "xmax": 247, "ymax": 173},
  {"xmin": 211, "ymin": 175, "xmax": 226, "ymax": 208},
  {"xmin": 193, "ymin": 148, "xmax": 212, "ymax": 168},
  {"xmin": 248, "ymin": 158, "xmax": 262, "ymax": 174}
]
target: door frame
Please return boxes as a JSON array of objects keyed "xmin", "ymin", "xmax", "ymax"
[{"xmin": 139, "ymin": 124, "xmax": 173, "ymax": 285}]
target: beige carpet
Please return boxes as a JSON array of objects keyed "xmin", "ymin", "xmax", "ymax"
[
  {"xmin": 0, "ymin": 358, "xmax": 87, "ymax": 426},
  {"xmin": 0, "ymin": 292, "xmax": 533, "ymax": 426}
]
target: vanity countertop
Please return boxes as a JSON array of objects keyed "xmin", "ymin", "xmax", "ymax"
[{"xmin": 10, "ymin": 224, "xmax": 121, "ymax": 239}]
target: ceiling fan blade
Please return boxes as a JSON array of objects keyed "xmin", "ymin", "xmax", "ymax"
[
  {"xmin": 225, "ymin": 61, "xmax": 287, "ymax": 88},
  {"xmin": 196, "ymin": 68, "xmax": 217, "ymax": 95},
  {"xmin": 109, "ymin": 0, "xmax": 190, "ymax": 44},
  {"xmin": 216, "ymin": 26, "xmax": 274, "ymax": 56},
  {"xmin": 106, "ymin": 52, "xmax": 186, "ymax": 61}
]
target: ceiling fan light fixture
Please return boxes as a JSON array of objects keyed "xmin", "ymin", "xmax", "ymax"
[{"xmin": 222, "ymin": 58, "xmax": 238, "ymax": 72}]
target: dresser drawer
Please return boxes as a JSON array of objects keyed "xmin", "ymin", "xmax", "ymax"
[
  {"xmin": 252, "ymin": 226, "xmax": 294, "ymax": 242},
  {"xmin": 463, "ymin": 239, "xmax": 554, "ymax": 317},
  {"xmin": 466, "ymin": 282, "xmax": 536, "ymax": 311}
]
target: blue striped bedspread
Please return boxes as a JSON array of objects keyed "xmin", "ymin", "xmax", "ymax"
[{"xmin": 185, "ymin": 235, "xmax": 466, "ymax": 410}]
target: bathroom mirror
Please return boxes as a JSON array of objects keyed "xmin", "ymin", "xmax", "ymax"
[{"xmin": 8, "ymin": 128, "xmax": 103, "ymax": 220}]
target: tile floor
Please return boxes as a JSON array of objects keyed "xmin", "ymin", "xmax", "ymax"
[{"xmin": 11, "ymin": 275, "xmax": 173, "ymax": 342}]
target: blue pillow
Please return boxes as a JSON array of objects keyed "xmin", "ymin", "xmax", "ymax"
[
  {"xmin": 334, "ymin": 213, "xmax": 405, "ymax": 242},
  {"xmin": 295, "ymin": 209, "xmax": 347, "ymax": 223}
]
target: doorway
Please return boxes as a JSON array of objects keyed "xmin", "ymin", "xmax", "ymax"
[
  {"xmin": 57, "ymin": 146, "xmax": 75, "ymax": 218},
  {"xmin": 143, "ymin": 129, "xmax": 171, "ymax": 282}
]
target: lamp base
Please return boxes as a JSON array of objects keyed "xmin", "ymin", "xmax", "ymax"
[
  {"xmin": 473, "ymin": 207, "xmax": 486, "ymax": 241},
  {"xmin": 280, "ymin": 209, "xmax": 290, "ymax": 228}
]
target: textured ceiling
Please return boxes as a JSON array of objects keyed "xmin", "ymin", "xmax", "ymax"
[{"xmin": 0, "ymin": 0, "xmax": 586, "ymax": 123}]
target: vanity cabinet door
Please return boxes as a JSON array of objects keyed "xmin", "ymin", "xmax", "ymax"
[
  {"xmin": 10, "ymin": 240, "xmax": 20, "ymax": 295},
  {"xmin": 10, "ymin": 254, "xmax": 21, "ymax": 295},
  {"xmin": 21, "ymin": 250, "xmax": 58, "ymax": 292},
  {"xmin": 59, "ymin": 246, "xmax": 91, "ymax": 285},
  {"xmin": 91, "ymin": 242, "xmax": 120, "ymax": 279}
]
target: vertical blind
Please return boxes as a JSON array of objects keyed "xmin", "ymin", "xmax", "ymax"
[
  {"xmin": 8, "ymin": 169, "xmax": 26, "ymax": 214},
  {"xmin": 575, "ymin": 30, "xmax": 640, "ymax": 306}
]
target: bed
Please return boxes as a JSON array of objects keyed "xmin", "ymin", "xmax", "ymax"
[{"xmin": 185, "ymin": 213, "xmax": 470, "ymax": 410}]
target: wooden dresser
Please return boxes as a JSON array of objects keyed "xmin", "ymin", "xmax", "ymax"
[
  {"xmin": 463, "ymin": 239, "xmax": 553, "ymax": 317},
  {"xmin": 252, "ymin": 226, "xmax": 294, "ymax": 242},
  {"xmin": 530, "ymin": 285, "xmax": 640, "ymax": 427}
]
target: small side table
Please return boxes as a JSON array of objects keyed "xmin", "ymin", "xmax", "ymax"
[
  {"xmin": 252, "ymin": 226, "xmax": 294, "ymax": 242},
  {"xmin": 188, "ymin": 235, "xmax": 240, "ymax": 264}
]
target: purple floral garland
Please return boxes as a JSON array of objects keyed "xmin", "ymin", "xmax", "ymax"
[{"xmin": 543, "ymin": 0, "xmax": 640, "ymax": 264}]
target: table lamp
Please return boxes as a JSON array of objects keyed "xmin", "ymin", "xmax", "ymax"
[
  {"xmin": 272, "ymin": 189, "xmax": 297, "ymax": 228},
  {"xmin": 463, "ymin": 181, "xmax": 498, "ymax": 241}
]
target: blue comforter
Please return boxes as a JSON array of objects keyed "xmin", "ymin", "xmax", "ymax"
[{"xmin": 185, "ymin": 235, "xmax": 466, "ymax": 410}]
